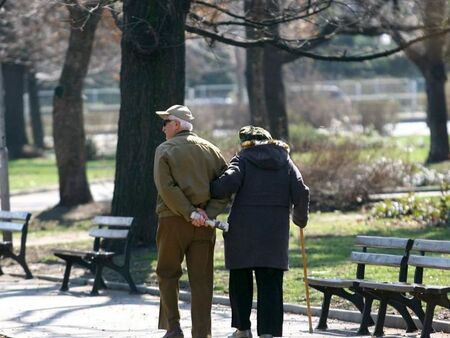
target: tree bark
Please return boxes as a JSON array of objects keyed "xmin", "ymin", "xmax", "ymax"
[
  {"xmin": 2, "ymin": 62, "xmax": 28, "ymax": 159},
  {"xmin": 262, "ymin": 0, "xmax": 287, "ymax": 140},
  {"xmin": 423, "ymin": 62, "xmax": 449, "ymax": 163},
  {"xmin": 264, "ymin": 45, "xmax": 288, "ymax": 140},
  {"xmin": 245, "ymin": 0, "xmax": 270, "ymax": 130},
  {"xmin": 245, "ymin": 0, "xmax": 288, "ymax": 139},
  {"xmin": 27, "ymin": 70, "xmax": 44, "ymax": 149},
  {"xmin": 52, "ymin": 3, "xmax": 102, "ymax": 206},
  {"xmin": 421, "ymin": 0, "xmax": 449, "ymax": 163},
  {"xmin": 112, "ymin": 0, "xmax": 189, "ymax": 246},
  {"xmin": 392, "ymin": 0, "xmax": 449, "ymax": 163}
]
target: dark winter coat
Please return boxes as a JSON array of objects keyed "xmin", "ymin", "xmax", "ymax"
[{"xmin": 210, "ymin": 141, "xmax": 310, "ymax": 270}]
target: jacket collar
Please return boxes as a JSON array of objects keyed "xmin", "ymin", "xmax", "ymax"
[{"xmin": 174, "ymin": 130, "xmax": 195, "ymax": 137}]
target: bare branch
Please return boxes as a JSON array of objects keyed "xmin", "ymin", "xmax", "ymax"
[
  {"xmin": 186, "ymin": 23, "xmax": 450, "ymax": 62},
  {"xmin": 106, "ymin": 4, "xmax": 122, "ymax": 31},
  {"xmin": 191, "ymin": 0, "xmax": 332, "ymax": 28}
]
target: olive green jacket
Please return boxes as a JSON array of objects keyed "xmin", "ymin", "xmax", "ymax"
[{"xmin": 154, "ymin": 130, "xmax": 229, "ymax": 221}]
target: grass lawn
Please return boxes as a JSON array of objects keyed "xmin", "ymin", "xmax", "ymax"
[
  {"xmin": 8, "ymin": 157, "xmax": 115, "ymax": 192},
  {"xmin": 28, "ymin": 207, "xmax": 449, "ymax": 316},
  {"xmin": 83, "ymin": 211, "xmax": 450, "ymax": 309}
]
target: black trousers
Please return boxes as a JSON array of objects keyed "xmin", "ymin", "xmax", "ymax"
[{"xmin": 229, "ymin": 267, "xmax": 284, "ymax": 337}]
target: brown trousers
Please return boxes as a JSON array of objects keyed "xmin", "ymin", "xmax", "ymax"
[{"xmin": 156, "ymin": 216, "xmax": 215, "ymax": 338}]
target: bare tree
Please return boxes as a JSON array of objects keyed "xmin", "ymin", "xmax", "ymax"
[
  {"xmin": 111, "ymin": 0, "xmax": 190, "ymax": 245},
  {"xmin": 108, "ymin": 0, "xmax": 450, "ymax": 246},
  {"xmin": 52, "ymin": 0, "xmax": 106, "ymax": 206},
  {"xmin": 390, "ymin": 1, "xmax": 449, "ymax": 163},
  {"xmin": 187, "ymin": 0, "xmax": 450, "ymax": 161},
  {"xmin": 0, "ymin": 1, "xmax": 73, "ymax": 156},
  {"xmin": 330, "ymin": 1, "xmax": 449, "ymax": 162}
]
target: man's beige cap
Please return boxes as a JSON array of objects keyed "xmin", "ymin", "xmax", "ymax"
[{"xmin": 155, "ymin": 105, "xmax": 195, "ymax": 121}]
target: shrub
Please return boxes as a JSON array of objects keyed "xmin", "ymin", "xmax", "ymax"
[
  {"xmin": 288, "ymin": 123, "xmax": 329, "ymax": 152},
  {"xmin": 371, "ymin": 189, "xmax": 450, "ymax": 227},
  {"xmin": 407, "ymin": 163, "xmax": 450, "ymax": 187},
  {"xmin": 295, "ymin": 130, "xmax": 450, "ymax": 211},
  {"xmin": 286, "ymin": 85, "xmax": 354, "ymax": 127},
  {"xmin": 300, "ymin": 142, "xmax": 417, "ymax": 211},
  {"xmin": 356, "ymin": 99, "xmax": 399, "ymax": 135}
]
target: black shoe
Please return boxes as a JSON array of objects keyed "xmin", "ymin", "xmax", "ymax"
[{"xmin": 162, "ymin": 327, "xmax": 184, "ymax": 338}]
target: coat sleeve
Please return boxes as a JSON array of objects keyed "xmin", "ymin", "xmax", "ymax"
[
  {"xmin": 210, "ymin": 155, "xmax": 244, "ymax": 198},
  {"xmin": 289, "ymin": 159, "xmax": 310, "ymax": 228},
  {"xmin": 154, "ymin": 147, "xmax": 196, "ymax": 222},
  {"xmin": 205, "ymin": 153, "xmax": 231, "ymax": 219}
]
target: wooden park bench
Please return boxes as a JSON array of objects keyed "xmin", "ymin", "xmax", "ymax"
[
  {"xmin": 358, "ymin": 239, "xmax": 450, "ymax": 338},
  {"xmin": 53, "ymin": 216, "xmax": 138, "ymax": 295},
  {"xmin": 0, "ymin": 210, "xmax": 33, "ymax": 279},
  {"xmin": 307, "ymin": 235, "xmax": 418, "ymax": 335}
]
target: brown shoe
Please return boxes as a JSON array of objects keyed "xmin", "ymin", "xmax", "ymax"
[{"xmin": 162, "ymin": 326, "xmax": 184, "ymax": 338}]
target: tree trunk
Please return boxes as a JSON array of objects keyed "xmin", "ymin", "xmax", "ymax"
[
  {"xmin": 112, "ymin": 0, "xmax": 189, "ymax": 246},
  {"xmin": 2, "ymin": 62, "xmax": 28, "ymax": 159},
  {"xmin": 264, "ymin": 45, "xmax": 288, "ymax": 140},
  {"xmin": 27, "ymin": 70, "xmax": 45, "ymax": 149},
  {"xmin": 423, "ymin": 62, "xmax": 449, "ymax": 163},
  {"xmin": 395, "ymin": 0, "xmax": 449, "ymax": 163},
  {"xmin": 245, "ymin": 0, "xmax": 270, "ymax": 129},
  {"xmin": 52, "ymin": 3, "xmax": 102, "ymax": 206},
  {"xmin": 422, "ymin": 0, "xmax": 449, "ymax": 163},
  {"xmin": 246, "ymin": 48, "xmax": 269, "ymax": 128},
  {"xmin": 233, "ymin": 47, "xmax": 246, "ymax": 106}
]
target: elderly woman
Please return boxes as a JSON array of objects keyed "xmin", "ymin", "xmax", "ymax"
[{"xmin": 211, "ymin": 126, "xmax": 310, "ymax": 338}]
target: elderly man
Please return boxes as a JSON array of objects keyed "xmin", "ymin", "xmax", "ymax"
[{"xmin": 154, "ymin": 105, "xmax": 228, "ymax": 338}]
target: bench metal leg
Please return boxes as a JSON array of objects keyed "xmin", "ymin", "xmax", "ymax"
[
  {"xmin": 373, "ymin": 300, "xmax": 387, "ymax": 337},
  {"xmin": 61, "ymin": 262, "xmax": 73, "ymax": 291},
  {"xmin": 410, "ymin": 297, "xmax": 426, "ymax": 324},
  {"xmin": 390, "ymin": 301, "xmax": 417, "ymax": 333},
  {"xmin": 358, "ymin": 295, "xmax": 374, "ymax": 335},
  {"xmin": 122, "ymin": 269, "xmax": 138, "ymax": 294},
  {"xmin": 91, "ymin": 264, "xmax": 104, "ymax": 296},
  {"xmin": 316, "ymin": 291, "xmax": 331, "ymax": 330},
  {"xmin": 17, "ymin": 255, "xmax": 33, "ymax": 279},
  {"xmin": 420, "ymin": 301, "xmax": 436, "ymax": 338}
]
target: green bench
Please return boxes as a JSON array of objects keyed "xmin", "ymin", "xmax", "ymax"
[
  {"xmin": 308, "ymin": 236, "xmax": 450, "ymax": 338},
  {"xmin": 0, "ymin": 210, "xmax": 33, "ymax": 279},
  {"xmin": 358, "ymin": 239, "xmax": 450, "ymax": 338},
  {"xmin": 308, "ymin": 235, "xmax": 418, "ymax": 335},
  {"xmin": 53, "ymin": 216, "xmax": 137, "ymax": 295}
]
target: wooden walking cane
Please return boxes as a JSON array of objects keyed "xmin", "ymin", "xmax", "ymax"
[{"xmin": 300, "ymin": 227, "xmax": 313, "ymax": 333}]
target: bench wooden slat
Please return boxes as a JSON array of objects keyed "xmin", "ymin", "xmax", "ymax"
[
  {"xmin": 354, "ymin": 236, "xmax": 410, "ymax": 249},
  {"xmin": 412, "ymin": 239, "xmax": 450, "ymax": 254},
  {"xmin": 350, "ymin": 252, "xmax": 403, "ymax": 267},
  {"xmin": 0, "ymin": 221, "xmax": 24, "ymax": 232},
  {"xmin": 0, "ymin": 211, "xmax": 30, "ymax": 221},
  {"xmin": 414, "ymin": 284, "xmax": 450, "ymax": 294},
  {"xmin": 88, "ymin": 228, "xmax": 129, "ymax": 239},
  {"xmin": 408, "ymin": 254, "xmax": 450, "ymax": 270},
  {"xmin": 358, "ymin": 280, "xmax": 417, "ymax": 293},
  {"xmin": 307, "ymin": 277, "xmax": 356, "ymax": 288},
  {"xmin": 93, "ymin": 216, "xmax": 133, "ymax": 228}
]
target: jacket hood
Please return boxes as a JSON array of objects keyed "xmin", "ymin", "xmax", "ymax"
[{"xmin": 239, "ymin": 141, "xmax": 289, "ymax": 170}]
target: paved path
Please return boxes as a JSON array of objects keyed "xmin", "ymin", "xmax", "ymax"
[
  {"xmin": 0, "ymin": 276, "xmax": 446, "ymax": 338},
  {"xmin": 10, "ymin": 181, "xmax": 114, "ymax": 212}
]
